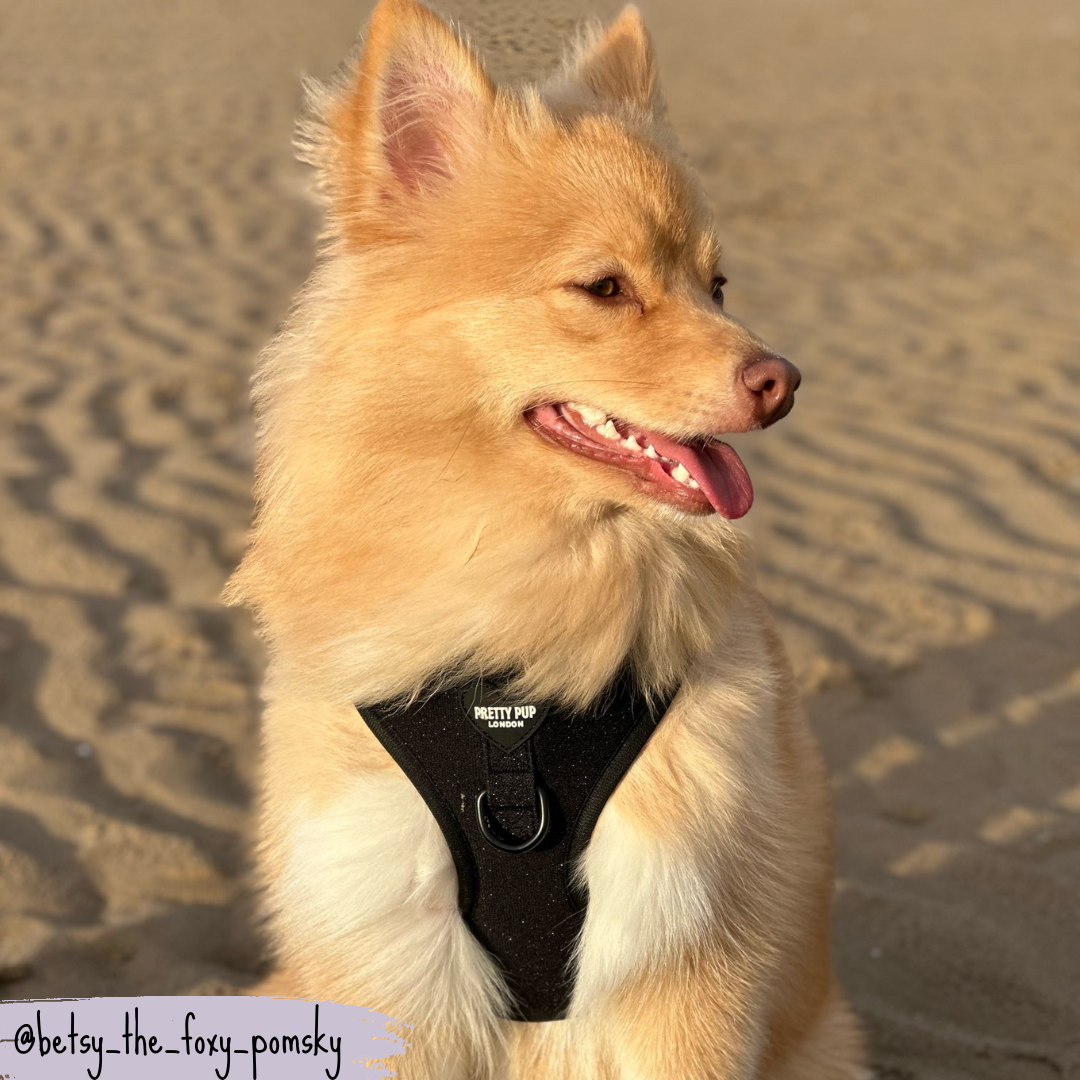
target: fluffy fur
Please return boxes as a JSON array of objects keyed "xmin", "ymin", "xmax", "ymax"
[{"xmin": 227, "ymin": 2, "xmax": 867, "ymax": 1076}]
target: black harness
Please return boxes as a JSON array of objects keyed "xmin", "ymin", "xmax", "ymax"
[{"xmin": 359, "ymin": 671, "xmax": 677, "ymax": 1021}]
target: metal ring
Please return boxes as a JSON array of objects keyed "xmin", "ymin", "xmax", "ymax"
[{"xmin": 475, "ymin": 787, "xmax": 549, "ymax": 853}]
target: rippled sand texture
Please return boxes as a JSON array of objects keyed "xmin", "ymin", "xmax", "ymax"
[{"xmin": 2, "ymin": 0, "xmax": 1079, "ymax": 1075}]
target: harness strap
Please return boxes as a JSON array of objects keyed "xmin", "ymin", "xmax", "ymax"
[
  {"xmin": 484, "ymin": 738, "xmax": 540, "ymax": 843},
  {"xmin": 359, "ymin": 670, "xmax": 678, "ymax": 1021}
]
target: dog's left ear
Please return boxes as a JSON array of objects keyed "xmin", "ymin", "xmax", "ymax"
[{"xmin": 556, "ymin": 6, "xmax": 662, "ymax": 114}]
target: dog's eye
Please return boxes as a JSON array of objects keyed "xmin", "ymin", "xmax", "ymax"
[
  {"xmin": 711, "ymin": 276, "xmax": 728, "ymax": 305},
  {"xmin": 583, "ymin": 277, "xmax": 620, "ymax": 298}
]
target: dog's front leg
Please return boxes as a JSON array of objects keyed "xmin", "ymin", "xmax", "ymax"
[
  {"xmin": 499, "ymin": 969, "xmax": 766, "ymax": 1080},
  {"xmin": 561, "ymin": 813, "xmax": 773, "ymax": 1079},
  {"xmin": 259, "ymin": 724, "xmax": 509, "ymax": 1080},
  {"xmin": 595, "ymin": 952, "xmax": 769, "ymax": 1080}
]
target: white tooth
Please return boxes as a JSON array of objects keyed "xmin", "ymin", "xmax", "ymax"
[
  {"xmin": 623, "ymin": 435, "xmax": 641, "ymax": 450},
  {"xmin": 672, "ymin": 463, "xmax": 691, "ymax": 484},
  {"xmin": 688, "ymin": 478, "xmax": 700, "ymax": 490},
  {"xmin": 600, "ymin": 420, "xmax": 620, "ymax": 440},
  {"xmin": 576, "ymin": 404, "xmax": 608, "ymax": 426},
  {"xmin": 643, "ymin": 445, "xmax": 659, "ymax": 459}
]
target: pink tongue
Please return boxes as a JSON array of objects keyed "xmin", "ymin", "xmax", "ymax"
[{"xmin": 644, "ymin": 432, "xmax": 754, "ymax": 519}]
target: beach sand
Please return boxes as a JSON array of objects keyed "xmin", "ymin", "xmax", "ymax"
[{"xmin": 1, "ymin": 0, "xmax": 1078, "ymax": 1075}]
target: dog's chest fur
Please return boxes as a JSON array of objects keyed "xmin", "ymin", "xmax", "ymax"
[{"xmin": 265, "ymin": 595, "xmax": 804, "ymax": 1065}]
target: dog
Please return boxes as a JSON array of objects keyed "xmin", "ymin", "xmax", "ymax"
[{"xmin": 225, "ymin": 1, "xmax": 866, "ymax": 1076}]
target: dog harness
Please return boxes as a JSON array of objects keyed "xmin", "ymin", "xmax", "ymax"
[{"xmin": 359, "ymin": 671, "xmax": 678, "ymax": 1022}]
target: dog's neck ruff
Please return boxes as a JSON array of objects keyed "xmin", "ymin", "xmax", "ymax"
[{"xmin": 359, "ymin": 670, "xmax": 679, "ymax": 1022}]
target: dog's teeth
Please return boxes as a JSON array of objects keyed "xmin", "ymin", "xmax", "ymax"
[
  {"xmin": 688, "ymin": 478, "xmax": 700, "ymax": 490},
  {"xmin": 575, "ymin": 404, "xmax": 608, "ymax": 427},
  {"xmin": 672, "ymin": 463, "xmax": 691, "ymax": 484},
  {"xmin": 623, "ymin": 435, "xmax": 641, "ymax": 450},
  {"xmin": 600, "ymin": 420, "xmax": 620, "ymax": 440},
  {"xmin": 643, "ymin": 445, "xmax": 659, "ymax": 459}
]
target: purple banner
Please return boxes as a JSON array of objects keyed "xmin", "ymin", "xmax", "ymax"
[{"xmin": 0, "ymin": 997, "xmax": 412, "ymax": 1080}]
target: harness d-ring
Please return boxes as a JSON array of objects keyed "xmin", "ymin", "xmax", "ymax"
[{"xmin": 476, "ymin": 787, "xmax": 549, "ymax": 853}]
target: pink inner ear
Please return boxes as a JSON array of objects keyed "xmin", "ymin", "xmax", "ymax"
[{"xmin": 380, "ymin": 61, "xmax": 458, "ymax": 193}]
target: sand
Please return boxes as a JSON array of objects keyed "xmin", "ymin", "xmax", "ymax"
[{"xmin": 1, "ymin": 0, "xmax": 1078, "ymax": 1075}]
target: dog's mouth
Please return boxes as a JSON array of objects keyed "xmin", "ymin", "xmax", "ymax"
[{"xmin": 525, "ymin": 402, "xmax": 753, "ymax": 518}]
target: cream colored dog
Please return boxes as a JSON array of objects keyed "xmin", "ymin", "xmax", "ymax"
[{"xmin": 227, "ymin": 1, "xmax": 866, "ymax": 1076}]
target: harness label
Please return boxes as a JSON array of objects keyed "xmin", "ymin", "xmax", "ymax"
[{"xmin": 460, "ymin": 682, "xmax": 550, "ymax": 750}]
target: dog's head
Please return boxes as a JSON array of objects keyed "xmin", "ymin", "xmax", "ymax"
[{"xmin": 229, "ymin": 0, "xmax": 799, "ymax": 702}]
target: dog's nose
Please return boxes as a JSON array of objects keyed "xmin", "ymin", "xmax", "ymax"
[{"xmin": 740, "ymin": 353, "xmax": 801, "ymax": 427}]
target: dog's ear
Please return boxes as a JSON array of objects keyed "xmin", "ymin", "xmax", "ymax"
[
  {"xmin": 560, "ymin": 6, "xmax": 661, "ymax": 114},
  {"xmin": 314, "ymin": 0, "xmax": 496, "ymax": 215}
]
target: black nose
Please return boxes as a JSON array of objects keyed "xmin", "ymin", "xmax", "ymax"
[{"xmin": 740, "ymin": 354, "xmax": 801, "ymax": 427}]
